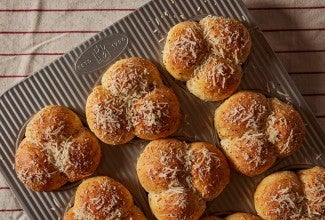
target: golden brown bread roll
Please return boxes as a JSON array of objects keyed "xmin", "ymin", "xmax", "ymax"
[
  {"xmin": 200, "ymin": 16, "xmax": 251, "ymax": 64},
  {"xmin": 298, "ymin": 166, "xmax": 325, "ymax": 219},
  {"xmin": 214, "ymin": 91, "xmax": 305, "ymax": 176},
  {"xmin": 86, "ymin": 57, "xmax": 181, "ymax": 145},
  {"xmin": 64, "ymin": 176, "xmax": 146, "ymax": 220},
  {"xmin": 137, "ymin": 138, "xmax": 230, "ymax": 220},
  {"xmin": 15, "ymin": 105, "xmax": 101, "ymax": 191},
  {"xmin": 163, "ymin": 16, "xmax": 251, "ymax": 101},
  {"xmin": 254, "ymin": 166, "xmax": 325, "ymax": 220}
]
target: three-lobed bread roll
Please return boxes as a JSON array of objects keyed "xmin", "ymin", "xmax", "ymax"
[
  {"xmin": 201, "ymin": 213, "xmax": 262, "ymax": 220},
  {"xmin": 15, "ymin": 105, "xmax": 101, "ymax": 191},
  {"xmin": 86, "ymin": 57, "xmax": 181, "ymax": 145},
  {"xmin": 214, "ymin": 91, "xmax": 305, "ymax": 176},
  {"xmin": 64, "ymin": 176, "xmax": 146, "ymax": 220},
  {"xmin": 254, "ymin": 166, "xmax": 325, "ymax": 220},
  {"xmin": 137, "ymin": 138, "xmax": 230, "ymax": 220},
  {"xmin": 163, "ymin": 15, "xmax": 251, "ymax": 101}
]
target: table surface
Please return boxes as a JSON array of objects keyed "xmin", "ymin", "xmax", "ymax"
[{"xmin": 0, "ymin": 0, "xmax": 324, "ymax": 219}]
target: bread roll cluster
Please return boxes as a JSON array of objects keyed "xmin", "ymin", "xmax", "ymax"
[
  {"xmin": 15, "ymin": 106, "xmax": 101, "ymax": 191},
  {"xmin": 214, "ymin": 91, "xmax": 305, "ymax": 176},
  {"xmin": 64, "ymin": 176, "xmax": 146, "ymax": 220},
  {"xmin": 254, "ymin": 166, "xmax": 325, "ymax": 220},
  {"xmin": 86, "ymin": 57, "xmax": 181, "ymax": 145},
  {"xmin": 201, "ymin": 213, "xmax": 262, "ymax": 220},
  {"xmin": 163, "ymin": 16, "xmax": 251, "ymax": 101},
  {"xmin": 137, "ymin": 138, "xmax": 230, "ymax": 220}
]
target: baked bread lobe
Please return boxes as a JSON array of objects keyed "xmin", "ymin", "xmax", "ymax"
[
  {"xmin": 214, "ymin": 91, "xmax": 305, "ymax": 176},
  {"xmin": 200, "ymin": 16, "xmax": 251, "ymax": 64},
  {"xmin": 15, "ymin": 105, "xmax": 101, "ymax": 192},
  {"xmin": 136, "ymin": 138, "xmax": 230, "ymax": 220},
  {"xmin": 163, "ymin": 16, "xmax": 251, "ymax": 101},
  {"xmin": 86, "ymin": 57, "xmax": 181, "ymax": 145},
  {"xmin": 64, "ymin": 176, "xmax": 146, "ymax": 220},
  {"xmin": 254, "ymin": 166, "xmax": 325, "ymax": 220},
  {"xmin": 254, "ymin": 171, "xmax": 304, "ymax": 220},
  {"xmin": 267, "ymin": 98, "xmax": 306, "ymax": 157},
  {"xmin": 163, "ymin": 21, "xmax": 208, "ymax": 81},
  {"xmin": 298, "ymin": 166, "xmax": 325, "ymax": 219},
  {"xmin": 187, "ymin": 55, "xmax": 243, "ymax": 101}
]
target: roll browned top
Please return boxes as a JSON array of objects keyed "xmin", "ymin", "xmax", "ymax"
[
  {"xmin": 163, "ymin": 15, "xmax": 251, "ymax": 101},
  {"xmin": 64, "ymin": 176, "xmax": 146, "ymax": 220},
  {"xmin": 86, "ymin": 57, "xmax": 181, "ymax": 145},
  {"xmin": 15, "ymin": 105, "xmax": 101, "ymax": 191},
  {"xmin": 214, "ymin": 91, "xmax": 305, "ymax": 176},
  {"xmin": 137, "ymin": 138, "xmax": 230, "ymax": 220},
  {"xmin": 254, "ymin": 166, "xmax": 325, "ymax": 220}
]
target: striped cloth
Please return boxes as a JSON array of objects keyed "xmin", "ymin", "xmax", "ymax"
[{"xmin": 0, "ymin": 0, "xmax": 324, "ymax": 219}]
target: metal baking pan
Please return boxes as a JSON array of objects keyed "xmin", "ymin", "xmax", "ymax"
[{"xmin": 0, "ymin": 0, "xmax": 324, "ymax": 219}]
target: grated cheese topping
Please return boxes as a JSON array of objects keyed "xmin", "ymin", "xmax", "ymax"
[
  {"xmin": 190, "ymin": 147, "xmax": 221, "ymax": 182},
  {"xmin": 145, "ymin": 142, "xmax": 223, "ymax": 215},
  {"xmin": 205, "ymin": 60, "xmax": 235, "ymax": 91},
  {"xmin": 93, "ymin": 99, "xmax": 129, "ymax": 135},
  {"xmin": 172, "ymin": 26, "xmax": 202, "ymax": 67},
  {"xmin": 305, "ymin": 179, "xmax": 325, "ymax": 218},
  {"xmin": 133, "ymin": 100, "xmax": 170, "ymax": 134},
  {"xmin": 201, "ymin": 16, "xmax": 250, "ymax": 63},
  {"xmin": 73, "ymin": 181, "xmax": 126, "ymax": 220},
  {"xmin": 280, "ymin": 129, "xmax": 294, "ymax": 154},
  {"xmin": 226, "ymin": 98, "xmax": 267, "ymax": 130},
  {"xmin": 267, "ymin": 186, "xmax": 304, "ymax": 219}
]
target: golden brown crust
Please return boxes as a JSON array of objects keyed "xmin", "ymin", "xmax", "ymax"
[
  {"xmin": 101, "ymin": 57, "xmax": 163, "ymax": 95},
  {"xmin": 64, "ymin": 176, "xmax": 146, "ymax": 220},
  {"xmin": 163, "ymin": 16, "xmax": 250, "ymax": 102},
  {"xmin": 200, "ymin": 16, "xmax": 251, "ymax": 64},
  {"xmin": 149, "ymin": 189, "xmax": 205, "ymax": 220},
  {"xmin": 122, "ymin": 206, "xmax": 147, "ymax": 220},
  {"xmin": 254, "ymin": 171, "xmax": 305, "ymax": 220},
  {"xmin": 187, "ymin": 55, "xmax": 243, "ymax": 101},
  {"xmin": 86, "ymin": 57, "xmax": 181, "ymax": 145},
  {"xmin": 297, "ymin": 166, "xmax": 325, "ymax": 219},
  {"xmin": 15, "ymin": 105, "xmax": 101, "ymax": 192},
  {"xmin": 220, "ymin": 135, "xmax": 276, "ymax": 176},
  {"xmin": 189, "ymin": 142, "xmax": 230, "ymax": 200},
  {"xmin": 137, "ymin": 138, "xmax": 230, "ymax": 220},
  {"xmin": 136, "ymin": 139, "xmax": 188, "ymax": 193},
  {"xmin": 163, "ymin": 21, "xmax": 208, "ymax": 81},
  {"xmin": 86, "ymin": 86, "xmax": 135, "ymax": 145},
  {"xmin": 214, "ymin": 91, "xmax": 305, "ymax": 176},
  {"xmin": 215, "ymin": 91, "xmax": 269, "ymax": 139},
  {"xmin": 224, "ymin": 213, "xmax": 262, "ymax": 220},
  {"xmin": 267, "ymin": 98, "xmax": 306, "ymax": 157},
  {"xmin": 133, "ymin": 88, "xmax": 181, "ymax": 140}
]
